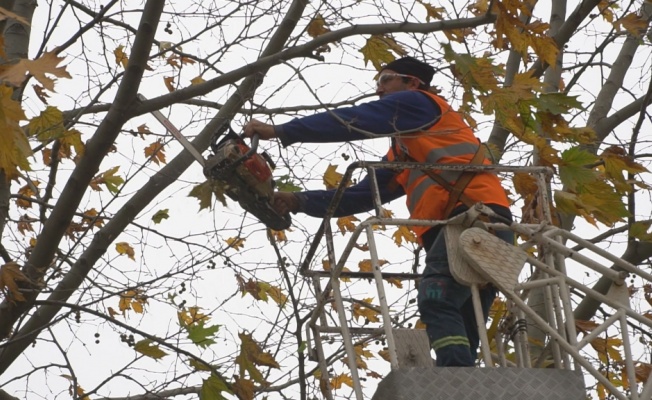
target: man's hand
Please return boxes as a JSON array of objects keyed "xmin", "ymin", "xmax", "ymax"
[
  {"xmin": 243, "ymin": 119, "xmax": 276, "ymax": 140},
  {"xmin": 273, "ymin": 192, "xmax": 299, "ymax": 215}
]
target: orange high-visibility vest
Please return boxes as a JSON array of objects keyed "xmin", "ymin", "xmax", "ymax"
[{"xmin": 386, "ymin": 90, "xmax": 510, "ymax": 239}]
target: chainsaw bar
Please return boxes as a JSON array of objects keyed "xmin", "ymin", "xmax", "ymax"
[{"xmin": 140, "ymin": 94, "xmax": 291, "ymax": 230}]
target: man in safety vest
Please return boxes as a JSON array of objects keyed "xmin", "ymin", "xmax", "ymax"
[{"xmin": 243, "ymin": 56, "xmax": 514, "ymax": 367}]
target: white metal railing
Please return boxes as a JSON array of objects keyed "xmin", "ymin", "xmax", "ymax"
[{"xmin": 299, "ymin": 161, "xmax": 652, "ymax": 400}]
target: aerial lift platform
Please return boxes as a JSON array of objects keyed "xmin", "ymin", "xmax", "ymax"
[{"xmin": 299, "ymin": 161, "xmax": 652, "ymax": 400}]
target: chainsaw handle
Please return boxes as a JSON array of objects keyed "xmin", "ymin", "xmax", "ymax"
[
  {"xmin": 226, "ymin": 133, "xmax": 260, "ymax": 171},
  {"xmin": 243, "ymin": 133, "xmax": 259, "ymax": 158}
]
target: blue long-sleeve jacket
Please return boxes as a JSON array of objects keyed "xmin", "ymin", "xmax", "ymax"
[{"xmin": 274, "ymin": 90, "xmax": 442, "ymax": 218}]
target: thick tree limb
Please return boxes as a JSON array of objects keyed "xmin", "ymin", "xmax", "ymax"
[
  {"xmin": 134, "ymin": 15, "xmax": 497, "ymax": 117},
  {"xmin": 0, "ymin": 0, "xmax": 310, "ymax": 382},
  {"xmin": 0, "ymin": 0, "xmax": 165, "ymax": 374}
]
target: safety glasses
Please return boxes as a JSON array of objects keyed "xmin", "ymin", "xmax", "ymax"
[{"xmin": 376, "ymin": 73, "xmax": 425, "ymax": 87}]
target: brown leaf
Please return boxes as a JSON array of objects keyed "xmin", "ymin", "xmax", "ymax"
[
  {"xmin": 33, "ymin": 84, "xmax": 49, "ymax": 104},
  {"xmin": 164, "ymin": 76, "xmax": 175, "ymax": 92},
  {"xmin": 0, "ymin": 262, "xmax": 29, "ymax": 302},
  {"xmin": 144, "ymin": 140, "xmax": 166, "ymax": 165},
  {"xmin": 232, "ymin": 376, "xmax": 255, "ymax": 400},
  {"xmin": 0, "ymin": 51, "xmax": 71, "ymax": 91},
  {"xmin": 16, "ymin": 181, "xmax": 38, "ymax": 209},
  {"xmin": 575, "ymin": 319, "xmax": 600, "ymax": 334},
  {"xmin": 17, "ymin": 214, "xmax": 33, "ymax": 235}
]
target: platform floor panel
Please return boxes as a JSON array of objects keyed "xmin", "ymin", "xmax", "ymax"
[{"xmin": 371, "ymin": 367, "xmax": 585, "ymax": 400}]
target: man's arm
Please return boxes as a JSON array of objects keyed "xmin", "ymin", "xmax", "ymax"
[
  {"xmin": 276, "ymin": 91, "xmax": 440, "ymax": 146},
  {"xmin": 243, "ymin": 91, "xmax": 441, "ymax": 145},
  {"xmin": 275, "ymin": 164, "xmax": 404, "ymax": 218}
]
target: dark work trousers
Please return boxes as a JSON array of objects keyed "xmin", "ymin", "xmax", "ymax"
[{"xmin": 417, "ymin": 205, "xmax": 514, "ymax": 367}]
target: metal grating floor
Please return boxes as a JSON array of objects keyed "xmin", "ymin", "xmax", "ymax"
[{"xmin": 371, "ymin": 367, "xmax": 585, "ymax": 400}]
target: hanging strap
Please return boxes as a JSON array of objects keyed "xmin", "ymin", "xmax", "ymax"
[
  {"xmin": 391, "ymin": 138, "xmax": 489, "ymax": 218},
  {"xmin": 440, "ymin": 144, "xmax": 486, "ymax": 217}
]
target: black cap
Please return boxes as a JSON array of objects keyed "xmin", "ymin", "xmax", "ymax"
[{"xmin": 381, "ymin": 56, "xmax": 435, "ymax": 87}]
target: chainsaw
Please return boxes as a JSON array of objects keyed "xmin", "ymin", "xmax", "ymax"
[
  {"xmin": 203, "ymin": 129, "xmax": 291, "ymax": 230},
  {"xmin": 139, "ymin": 94, "xmax": 291, "ymax": 230}
]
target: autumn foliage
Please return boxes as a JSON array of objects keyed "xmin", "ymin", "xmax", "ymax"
[{"xmin": 0, "ymin": 1, "xmax": 650, "ymax": 400}]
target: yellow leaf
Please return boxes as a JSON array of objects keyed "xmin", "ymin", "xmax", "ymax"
[
  {"xmin": 114, "ymin": 45, "xmax": 129, "ymax": 69},
  {"xmin": 392, "ymin": 226, "xmax": 417, "ymax": 246},
  {"xmin": 226, "ymin": 237, "xmax": 245, "ymax": 250},
  {"xmin": 372, "ymin": 208, "xmax": 394, "ymax": 230},
  {"xmin": 359, "ymin": 34, "xmax": 408, "ymax": 71},
  {"xmin": 144, "ymin": 140, "xmax": 166, "ymax": 165},
  {"xmin": 0, "ymin": 86, "xmax": 30, "ymax": 179},
  {"xmin": 59, "ymin": 129, "xmax": 85, "ymax": 160},
  {"xmin": 267, "ymin": 228, "xmax": 288, "ymax": 242},
  {"xmin": 321, "ymin": 259, "xmax": 351, "ymax": 282},
  {"xmin": 336, "ymin": 215, "xmax": 359, "ymax": 235},
  {"xmin": 358, "ymin": 259, "xmax": 388, "ymax": 273},
  {"xmin": 513, "ymin": 172, "xmax": 539, "ymax": 198},
  {"xmin": 82, "ymin": 208, "xmax": 104, "ymax": 228},
  {"xmin": 330, "ymin": 373, "xmax": 354, "ymax": 390},
  {"xmin": 323, "ymin": 164, "xmax": 344, "ymax": 189},
  {"xmin": 28, "ymin": 106, "xmax": 64, "ymax": 142},
  {"xmin": 264, "ymin": 284, "xmax": 288, "ymax": 308},
  {"xmin": 178, "ymin": 306, "xmax": 210, "ymax": 326},
  {"xmin": 190, "ymin": 76, "xmax": 205, "ymax": 85},
  {"xmin": 118, "ymin": 290, "xmax": 147, "ymax": 315},
  {"xmin": 415, "ymin": 319, "xmax": 427, "ymax": 329},
  {"xmin": 0, "ymin": 262, "xmax": 29, "ymax": 302},
  {"xmin": 164, "ymin": 76, "xmax": 175, "ymax": 92},
  {"xmin": 352, "ymin": 298, "xmax": 380, "ymax": 323},
  {"xmin": 0, "ymin": 51, "xmax": 71, "ymax": 91},
  {"xmin": 590, "ymin": 336, "xmax": 623, "ymax": 364},
  {"xmin": 116, "ymin": 242, "xmax": 135, "ymax": 260},
  {"xmin": 385, "ymin": 277, "xmax": 403, "ymax": 288},
  {"xmin": 307, "ymin": 13, "xmax": 330, "ymax": 37},
  {"xmin": 355, "ymin": 343, "xmax": 374, "ymax": 359},
  {"xmin": 236, "ymin": 332, "xmax": 279, "ymax": 384}
]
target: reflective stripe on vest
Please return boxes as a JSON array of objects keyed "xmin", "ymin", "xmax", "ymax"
[{"xmin": 403, "ymin": 141, "xmax": 481, "ymax": 213}]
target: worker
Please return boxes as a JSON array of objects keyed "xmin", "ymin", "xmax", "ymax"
[{"xmin": 243, "ymin": 56, "xmax": 513, "ymax": 367}]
